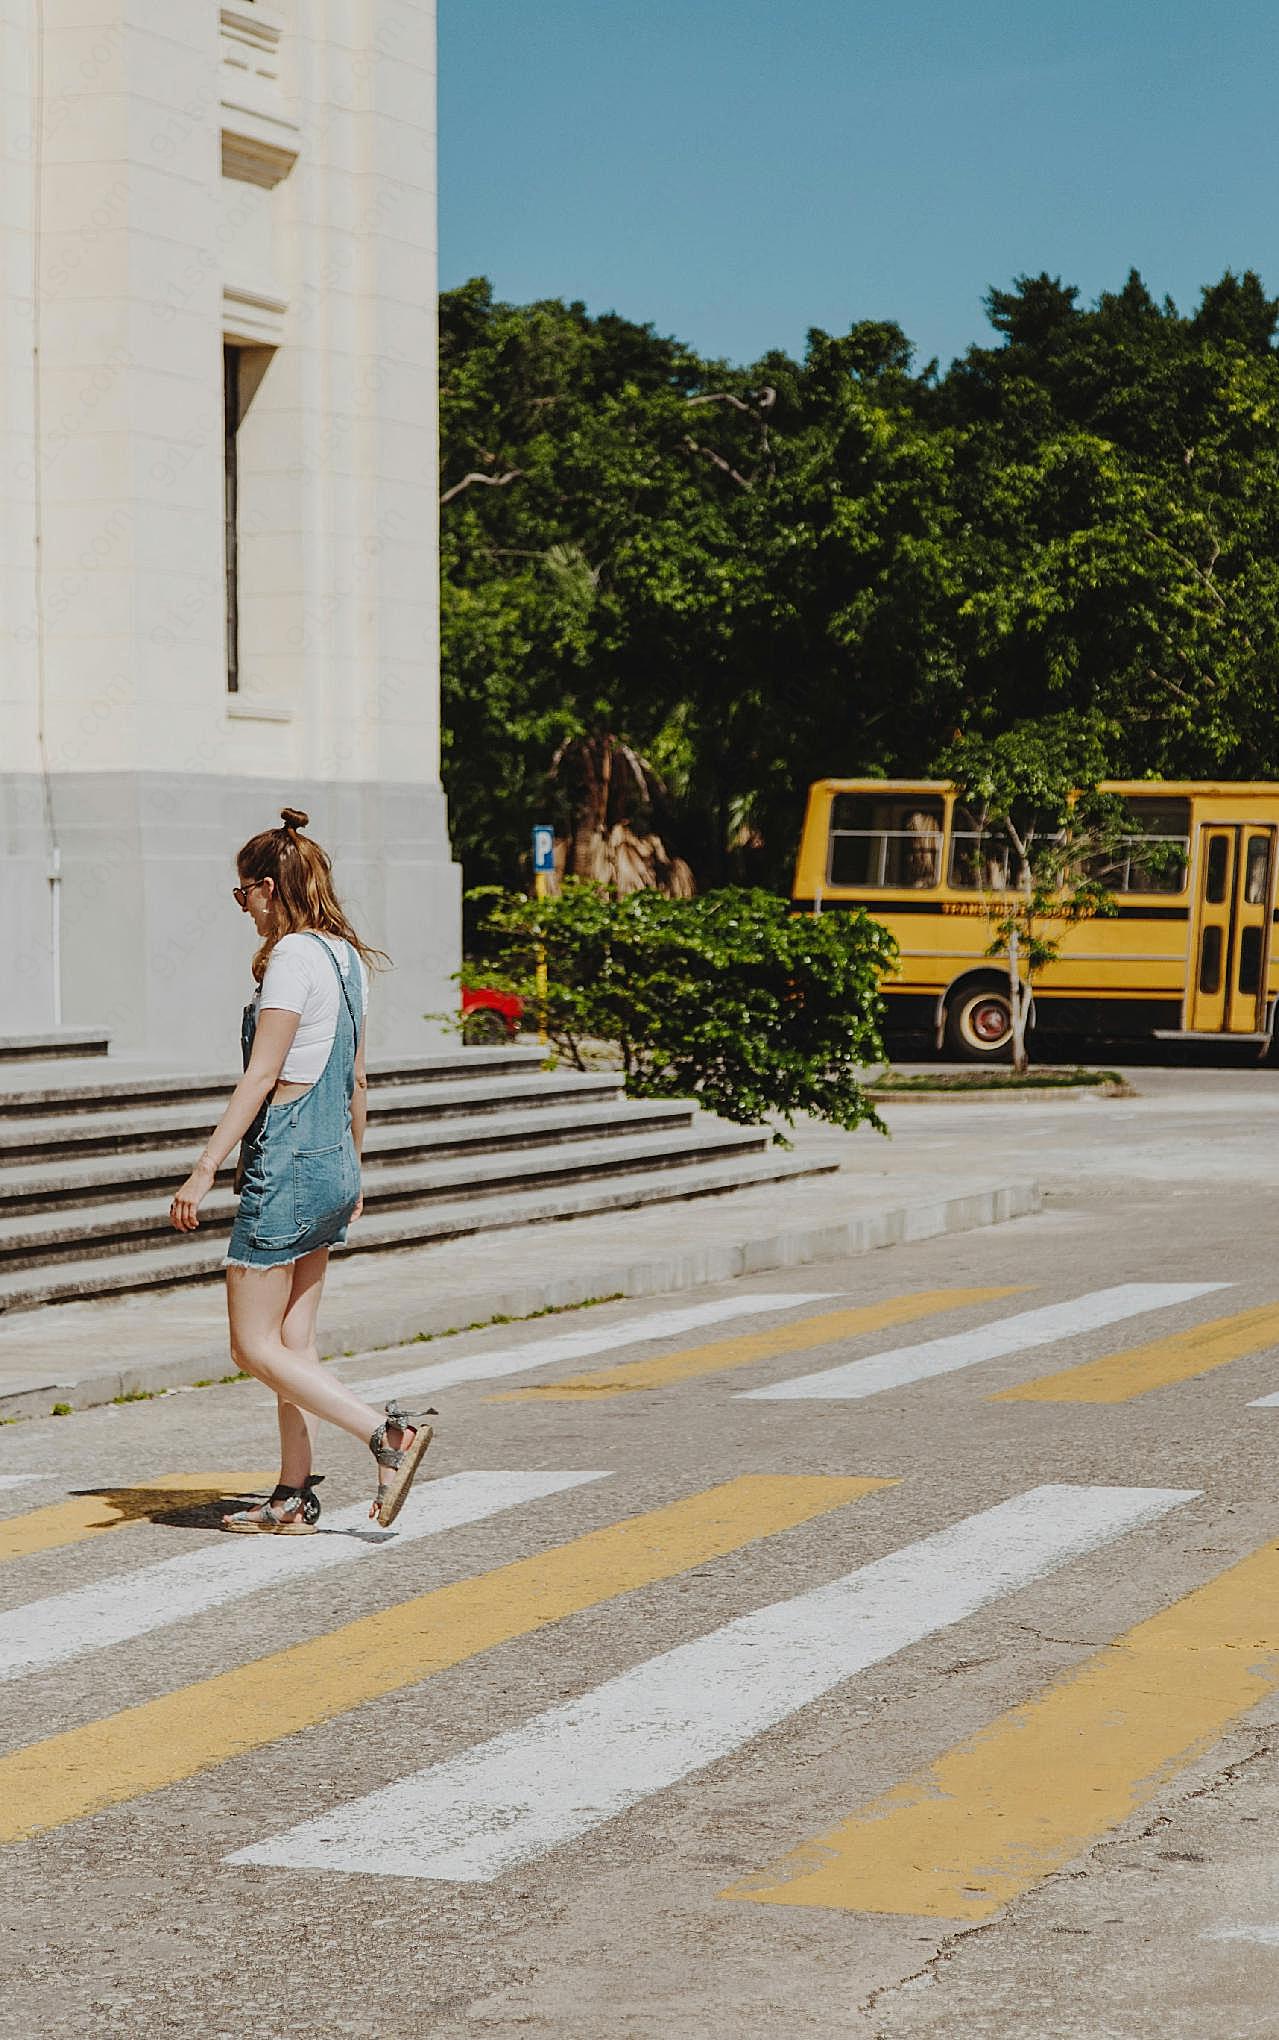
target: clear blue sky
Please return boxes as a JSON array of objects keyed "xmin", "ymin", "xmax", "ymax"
[{"xmin": 439, "ymin": 0, "xmax": 1279, "ymax": 372}]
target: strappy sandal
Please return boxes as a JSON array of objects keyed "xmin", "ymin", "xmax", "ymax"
[
  {"xmin": 221, "ymin": 1474, "xmax": 325, "ymax": 1535},
  {"xmin": 368, "ymin": 1405, "xmax": 435, "ymax": 1527}
]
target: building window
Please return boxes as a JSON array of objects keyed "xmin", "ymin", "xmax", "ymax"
[{"xmin": 224, "ymin": 342, "xmax": 241, "ymax": 692}]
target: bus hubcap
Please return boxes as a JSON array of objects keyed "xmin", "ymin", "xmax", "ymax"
[{"xmin": 966, "ymin": 997, "xmax": 1010, "ymax": 1046}]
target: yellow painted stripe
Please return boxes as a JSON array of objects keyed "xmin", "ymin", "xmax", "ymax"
[
  {"xmin": 0, "ymin": 1472, "xmax": 278, "ymax": 1564},
  {"xmin": 490, "ymin": 1289, "xmax": 1025, "ymax": 1401},
  {"xmin": 0, "ymin": 1473, "xmax": 890, "ymax": 1844},
  {"xmin": 724, "ymin": 1539, "xmax": 1279, "ymax": 1921},
  {"xmin": 992, "ymin": 1301, "xmax": 1279, "ymax": 1404}
]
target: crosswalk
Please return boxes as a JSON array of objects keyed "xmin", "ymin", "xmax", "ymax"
[
  {"xmin": 0, "ymin": 1470, "xmax": 279, "ymax": 1564},
  {"xmin": 489, "ymin": 1287, "xmax": 1022, "ymax": 1401},
  {"xmin": 0, "ymin": 1473, "xmax": 883, "ymax": 1845},
  {"xmin": 998, "ymin": 1299, "xmax": 1279, "ymax": 1404},
  {"xmin": 228, "ymin": 1483, "xmax": 1191, "ymax": 1882},
  {"xmin": 346, "ymin": 1277, "xmax": 1279, "ymax": 1412},
  {"xmin": 3, "ymin": 1274, "xmax": 1279, "ymax": 1920},
  {"xmin": 726, "ymin": 1533, "xmax": 1279, "ymax": 1921},
  {"xmin": 0, "ymin": 1471, "xmax": 606, "ymax": 1682},
  {"xmin": 737, "ymin": 1284, "xmax": 1226, "ymax": 1401},
  {"xmin": 355, "ymin": 1291, "xmax": 837, "ymax": 1401}
]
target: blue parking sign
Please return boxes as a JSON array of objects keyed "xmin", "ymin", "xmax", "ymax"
[{"xmin": 532, "ymin": 825, "xmax": 555, "ymax": 874}]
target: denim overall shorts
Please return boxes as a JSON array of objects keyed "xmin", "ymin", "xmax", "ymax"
[{"xmin": 225, "ymin": 934, "xmax": 364, "ymax": 1271}]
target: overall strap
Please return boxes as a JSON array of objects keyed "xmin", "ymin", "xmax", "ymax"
[{"xmin": 303, "ymin": 932, "xmax": 362, "ymax": 1043}]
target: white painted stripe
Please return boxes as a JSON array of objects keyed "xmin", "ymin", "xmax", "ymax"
[
  {"xmin": 0, "ymin": 1476, "xmax": 39, "ymax": 1491},
  {"xmin": 1245, "ymin": 1390, "xmax": 1279, "ymax": 1408},
  {"xmin": 1203, "ymin": 1924, "xmax": 1279, "ymax": 1947},
  {"xmin": 229, "ymin": 1481, "xmax": 1196, "ymax": 1883},
  {"xmin": 738, "ymin": 1283, "xmax": 1227, "ymax": 1402},
  {"xmin": 359, "ymin": 1292, "xmax": 836, "ymax": 1401},
  {"xmin": 0, "ymin": 1470, "xmax": 605, "ymax": 1683}
]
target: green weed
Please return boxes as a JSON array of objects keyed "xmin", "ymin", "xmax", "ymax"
[{"xmin": 402, "ymin": 1293, "xmax": 626, "ymax": 1347}]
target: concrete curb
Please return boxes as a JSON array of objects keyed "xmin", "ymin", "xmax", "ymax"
[{"xmin": 0, "ymin": 1177, "xmax": 1041, "ymax": 1422}]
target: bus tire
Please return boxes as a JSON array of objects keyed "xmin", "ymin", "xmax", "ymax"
[{"xmin": 943, "ymin": 980, "xmax": 1015, "ymax": 1062}]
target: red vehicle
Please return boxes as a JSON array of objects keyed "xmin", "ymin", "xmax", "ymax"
[{"xmin": 461, "ymin": 985, "xmax": 524, "ymax": 1044}]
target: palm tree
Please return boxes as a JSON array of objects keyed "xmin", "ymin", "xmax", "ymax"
[{"xmin": 548, "ymin": 731, "xmax": 695, "ymax": 896}]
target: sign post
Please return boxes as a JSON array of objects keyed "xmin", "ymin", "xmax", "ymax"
[{"xmin": 531, "ymin": 825, "xmax": 554, "ymax": 1046}]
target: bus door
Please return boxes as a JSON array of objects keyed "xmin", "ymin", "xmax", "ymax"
[{"xmin": 1188, "ymin": 825, "xmax": 1276, "ymax": 1033}]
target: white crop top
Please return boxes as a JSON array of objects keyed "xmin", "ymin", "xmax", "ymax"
[{"xmin": 257, "ymin": 932, "xmax": 370, "ymax": 1085}]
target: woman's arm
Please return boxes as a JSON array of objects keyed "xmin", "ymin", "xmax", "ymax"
[
  {"xmin": 169, "ymin": 1008, "xmax": 301, "ymax": 1232},
  {"xmin": 351, "ymin": 1021, "xmax": 368, "ymax": 1155},
  {"xmin": 350, "ymin": 1020, "xmax": 368, "ymax": 1221}
]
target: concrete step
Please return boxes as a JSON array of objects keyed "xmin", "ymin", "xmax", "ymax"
[
  {"xmin": 0, "ymin": 1042, "xmax": 549, "ymax": 1115},
  {"xmin": 0, "ymin": 1147, "xmax": 837, "ymax": 1313},
  {"xmin": 0, "ymin": 1099, "xmax": 695, "ymax": 1215},
  {"xmin": 0, "ymin": 1123, "xmax": 772, "ymax": 1270},
  {"xmin": 0, "ymin": 1070, "xmax": 626, "ymax": 1162},
  {"xmin": 0, "ymin": 1030, "xmax": 111, "ymax": 1063}
]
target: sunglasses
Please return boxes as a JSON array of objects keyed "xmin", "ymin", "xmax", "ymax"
[{"xmin": 233, "ymin": 879, "xmax": 270, "ymax": 909}]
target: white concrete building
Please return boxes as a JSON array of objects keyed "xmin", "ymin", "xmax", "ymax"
[{"xmin": 1, "ymin": 0, "xmax": 458, "ymax": 1061}]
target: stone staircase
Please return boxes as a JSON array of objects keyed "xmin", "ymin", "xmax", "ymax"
[{"xmin": 0, "ymin": 1035, "xmax": 836, "ymax": 1314}]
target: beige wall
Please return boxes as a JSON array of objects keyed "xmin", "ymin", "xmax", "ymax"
[{"xmin": 0, "ymin": 0, "xmax": 457, "ymax": 1060}]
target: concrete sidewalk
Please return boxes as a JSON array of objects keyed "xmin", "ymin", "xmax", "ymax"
[{"xmin": 0, "ymin": 1122, "xmax": 1038, "ymax": 1417}]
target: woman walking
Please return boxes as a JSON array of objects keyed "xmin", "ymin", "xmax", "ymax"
[{"xmin": 169, "ymin": 808, "xmax": 433, "ymax": 1533}]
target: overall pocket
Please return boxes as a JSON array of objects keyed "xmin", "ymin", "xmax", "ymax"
[
  {"xmin": 250, "ymin": 1178, "xmax": 306, "ymax": 1249},
  {"xmin": 291, "ymin": 1143, "xmax": 350, "ymax": 1231},
  {"xmin": 249, "ymin": 1118, "xmax": 307, "ymax": 1249}
]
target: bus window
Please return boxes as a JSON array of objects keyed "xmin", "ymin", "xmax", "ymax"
[
  {"xmin": 949, "ymin": 806, "xmax": 1012, "ymax": 890},
  {"xmin": 1246, "ymin": 834, "xmax": 1271, "ymax": 906},
  {"xmin": 1206, "ymin": 834, "xmax": 1229, "ymax": 904},
  {"xmin": 828, "ymin": 794, "xmax": 944, "ymax": 888},
  {"xmin": 1116, "ymin": 798, "xmax": 1189, "ymax": 892},
  {"xmin": 1085, "ymin": 797, "xmax": 1190, "ymax": 894}
]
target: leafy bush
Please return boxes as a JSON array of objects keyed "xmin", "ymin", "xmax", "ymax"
[{"xmin": 464, "ymin": 882, "xmax": 895, "ymax": 1138}]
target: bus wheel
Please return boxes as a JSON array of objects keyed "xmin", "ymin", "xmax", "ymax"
[{"xmin": 944, "ymin": 983, "xmax": 1014, "ymax": 1061}]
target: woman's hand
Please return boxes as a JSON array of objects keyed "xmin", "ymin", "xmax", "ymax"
[
  {"xmin": 170, "ymin": 1159, "xmax": 215, "ymax": 1232},
  {"xmin": 351, "ymin": 1187, "xmax": 364, "ymax": 1223}
]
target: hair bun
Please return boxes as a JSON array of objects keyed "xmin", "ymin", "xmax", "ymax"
[{"xmin": 280, "ymin": 806, "xmax": 309, "ymax": 832}]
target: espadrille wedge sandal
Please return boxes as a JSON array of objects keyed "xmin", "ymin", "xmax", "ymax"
[
  {"xmin": 368, "ymin": 1405, "xmax": 434, "ymax": 1527},
  {"xmin": 221, "ymin": 1473, "xmax": 325, "ymax": 1535}
]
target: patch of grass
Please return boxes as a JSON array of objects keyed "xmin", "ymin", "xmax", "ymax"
[
  {"xmin": 50, "ymin": 1402, "xmax": 72, "ymax": 1417},
  {"xmin": 338, "ymin": 1289, "xmax": 632, "ymax": 1354},
  {"xmin": 398, "ymin": 1293, "xmax": 627, "ymax": 1350},
  {"xmin": 112, "ymin": 1388, "xmax": 160, "ymax": 1405},
  {"xmin": 872, "ymin": 1066, "xmax": 1127, "ymax": 1093}
]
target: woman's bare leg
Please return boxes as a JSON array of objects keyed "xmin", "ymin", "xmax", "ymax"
[
  {"xmin": 226, "ymin": 1262, "xmax": 384, "ymax": 1445},
  {"xmin": 276, "ymin": 1400, "xmax": 317, "ymax": 1490},
  {"xmin": 275, "ymin": 1250, "xmax": 328, "ymax": 1486}
]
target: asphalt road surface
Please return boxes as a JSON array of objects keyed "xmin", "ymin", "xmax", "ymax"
[{"xmin": 6, "ymin": 1066, "xmax": 1279, "ymax": 2038}]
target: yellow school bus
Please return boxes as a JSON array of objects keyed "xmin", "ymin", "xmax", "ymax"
[{"xmin": 793, "ymin": 779, "xmax": 1279, "ymax": 1059}]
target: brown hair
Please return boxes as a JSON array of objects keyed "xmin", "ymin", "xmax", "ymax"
[{"xmin": 237, "ymin": 806, "xmax": 391, "ymax": 984}]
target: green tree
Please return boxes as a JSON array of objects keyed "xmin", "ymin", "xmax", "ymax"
[
  {"xmin": 440, "ymin": 269, "xmax": 1279, "ymax": 900},
  {"xmin": 935, "ymin": 715, "xmax": 1129, "ymax": 1072}
]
